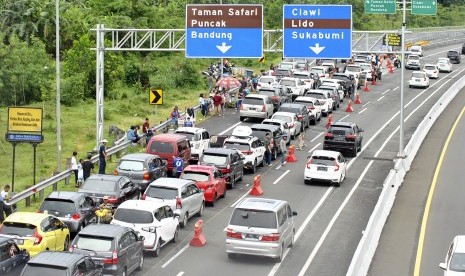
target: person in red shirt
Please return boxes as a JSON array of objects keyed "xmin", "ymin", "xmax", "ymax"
[{"xmin": 213, "ymin": 91, "xmax": 222, "ymax": 116}]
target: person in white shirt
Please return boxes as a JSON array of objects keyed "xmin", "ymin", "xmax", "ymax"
[
  {"xmin": 70, "ymin": 151, "xmax": 78, "ymax": 185},
  {"xmin": 0, "ymin": 185, "xmax": 12, "ymax": 222},
  {"xmin": 76, "ymin": 159, "xmax": 84, "ymax": 188}
]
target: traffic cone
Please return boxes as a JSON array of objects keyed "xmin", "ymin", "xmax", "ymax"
[
  {"xmin": 345, "ymin": 100, "xmax": 354, "ymax": 112},
  {"xmin": 286, "ymin": 145, "xmax": 297, "ymax": 162},
  {"xmin": 364, "ymin": 82, "xmax": 370, "ymax": 92},
  {"xmin": 250, "ymin": 175, "xmax": 264, "ymax": 196},
  {"xmin": 190, "ymin": 220, "xmax": 206, "ymax": 247},
  {"xmin": 325, "ymin": 114, "xmax": 333, "ymax": 129},
  {"xmin": 371, "ymin": 78, "xmax": 377, "ymax": 85},
  {"xmin": 354, "ymin": 93, "xmax": 362, "ymax": 104}
]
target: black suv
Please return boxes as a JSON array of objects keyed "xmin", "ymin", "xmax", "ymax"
[
  {"xmin": 331, "ymin": 73, "xmax": 356, "ymax": 95},
  {"xmin": 323, "ymin": 122, "xmax": 364, "ymax": 157},
  {"xmin": 71, "ymin": 224, "xmax": 144, "ymax": 276},
  {"xmin": 447, "ymin": 50, "xmax": 461, "ymax": 64},
  {"xmin": 250, "ymin": 124, "xmax": 283, "ymax": 160},
  {"xmin": 258, "ymin": 85, "xmax": 291, "ymax": 110},
  {"xmin": 0, "ymin": 237, "xmax": 29, "ymax": 276},
  {"xmin": 278, "ymin": 103, "xmax": 311, "ymax": 131},
  {"xmin": 21, "ymin": 251, "xmax": 102, "ymax": 276},
  {"xmin": 199, "ymin": 148, "xmax": 244, "ymax": 188}
]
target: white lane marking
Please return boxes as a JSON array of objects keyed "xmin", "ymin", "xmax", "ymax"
[
  {"xmin": 219, "ymin": 122, "xmax": 241, "ymax": 135},
  {"xmin": 339, "ymin": 114, "xmax": 350, "ymax": 121},
  {"xmin": 273, "ymin": 170, "xmax": 290, "ymax": 184},
  {"xmin": 310, "ymin": 132, "xmax": 324, "ymax": 142},
  {"xmin": 382, "ymin": 89, "xmax": 390, "ymax": 95},
  {"xmin": 177, "ymin": 272, "xmax": 185, "ymax": 276},
  {"xmin": 308, "ymin": 143, "xmax": 321, "ymax": 153},
  {"xmin": 161, "ymin": 244, "xmax": 189, "ymax": 268},
  {"xmin": 230, "ymin": 188, "xmax": 252, "ymax": 208},
  {"xmin": 377, "ymin": 95, "xmax": 385, "ymax": 102},
  {"xmin": 393, "ymin": 86, "xmax": 399, "ymax": 91},
  {"xmin": 276, "ymin": 161, "xmax": 287, "ymax": 170},
  {"xmin": 362, "ymin": 102, "xmax": 370, "ymax": 108},
  {"xmin": 267, "ymin": 188, "xmax": 333, "ymax": 276},
  {"xmin": 357, "ymin": 108, "xmax": 368, "ymax": 114}
]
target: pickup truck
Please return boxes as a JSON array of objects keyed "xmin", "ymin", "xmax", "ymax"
[
  {"xmin": 175, "ymin": 127, "xmax": 210, "ymax": 163},
  {"xmin": 279, "ymin": 77, "xmax": 306, "ymax": 100}
]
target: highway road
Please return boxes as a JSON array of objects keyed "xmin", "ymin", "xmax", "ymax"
[
  {"xmin": 368, "ymin": 77, "xmax": 465, "ymax": 274},
  {"xmin": 130, "ymin": 43, "xmax": 465, "ymax": 276}
]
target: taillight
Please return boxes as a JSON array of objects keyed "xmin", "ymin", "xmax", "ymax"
[
  {"xmin": 334, "ymin": 160, "xmax": 340, "ymax": 171},
  {"xmin": 143, "ymin": 172, "xmax": 150, "ymax": 180},
  {"xmin": 103, "ymin": 251, "xmax": 119, "ymax": 264},
  {"xmin": 242, "ymin": 150, "xmax": 253, "ymax": 155},
  {"xmin": 261, "ymin": 233, "xmax": 280, "ymax": 242},
  {"xmin": 33, "ymin": 228, "xmax": 43, "ymax": 245},
  {"xmin": 325, "ymin": 132, "xmax": 334, "ymax": 138},
  {"xmin": 107, "ymin": 196, "xmax": 118, "ymax": 204},
  {"xmin": 261, "ymin": 104, "xmax": 266, "ymax": 112},
  {"xmin": 346, "ymin": 134, "xmax": 356, "ymax": 140},
  {"xmin": 308, "ymin": 106, "xmax": 315, "ymax": 110},
  {"xmin": 113, "ymin": 170, "xmax": 118, "ymax": 176},
  {"xmin": 176, "ymin": 197, "xmax": 182, "ymax": 209},
  {"xmin": 306, "ymin": 158, "xmax": 313, "ymax": 169},
  {"xmin": 141, "ymin": 194, "xmax": 146, "ymax": 200},
  {"xmin": 226, "ymin": 228, "xmax": 242, "ymax": 239},
  {"xmin": 72, "ymin": 213, "xmax": 81, "ymax": 220}
]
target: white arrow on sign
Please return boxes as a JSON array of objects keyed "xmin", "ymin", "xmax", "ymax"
[
  {"xmin": 309, "ymin": 43, "xmax": 325, "ymax": 55},
  {"xmin": 216, "ymin": 42, "xmax": 232, "ymax": 54}
]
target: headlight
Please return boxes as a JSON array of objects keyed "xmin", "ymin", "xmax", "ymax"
[
  {"xmin": 142, "ymin": 226, "xmax": 156, "ymax": 233},
  {"xmin": 195, "ymin": 143, "xmax": 200, "ymax": 149}
]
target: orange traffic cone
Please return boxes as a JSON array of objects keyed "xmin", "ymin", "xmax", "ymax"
[
  {"xmin": 190, "ymin": 220, "xmax": 206, "ymax": 246},
  {"xmin": 286, "ymin": 145, "xmax": 297, "ymax": 162},
  {"xmin": 250, "ymin": 175, "xmax": 264, "ymax": 196},
  {"xmin": 371, "ymin": 78, "xmax": 377, "ymax": 85},
  {"xmin": 346, "ymin": 100, "xmax": 354, "ymax": 112},
  {"xmin": 325, "ymin": 114, "xmax": 333, "ymax": 129},
  {"xmin": 354, "ymin": 93, "xmax": 362, "ymax": 104},
  {"xmin": 364, "ymin": 82, "xmax": 370, "ymax": 92}
]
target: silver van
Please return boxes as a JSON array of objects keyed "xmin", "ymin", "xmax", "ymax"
[{"xmin": 225, "ymin": 198, "xmax": 297, "ymax": 262}]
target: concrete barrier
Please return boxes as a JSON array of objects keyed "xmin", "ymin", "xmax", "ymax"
[{"xmin": 347, "ymin": 74, "xmax": 465, "ymax": 276}]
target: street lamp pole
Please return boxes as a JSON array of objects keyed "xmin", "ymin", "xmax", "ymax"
[
  {"xmin": 399, "ymin": 0, "xmax": 406, "ymax": 158},
  {"xmin": 56, "ymin": 0, "xmax": 62, "ymax": 172}
]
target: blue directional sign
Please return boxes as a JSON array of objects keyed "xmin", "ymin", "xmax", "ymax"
[
  {"xmin": 283, "ymin": 5, "xmax": 352, "ymax": 59},
  {"xmin": 5, "ymin": 133, "xmax": 44, "ymax": 143},
  {"xmin": 185, "ymin": 4, "xmax": 263, "ymax": 58}
]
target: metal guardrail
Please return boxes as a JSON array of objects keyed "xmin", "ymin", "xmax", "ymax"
[{"xmin": 9, "ymin": 87, "xmax": 239, "ymax": 205}]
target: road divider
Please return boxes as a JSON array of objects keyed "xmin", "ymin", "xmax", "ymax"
[
  {"xmin": 250, "ymin": 175, "xmax": 264, "ymax": 196},
  {"xmin": 346, "ymin": 100, "xmax": 354, "ymax": 112},
  {"xmin": 286, "ymin": 145, "xmax": 298, "ymax": 162},
  {"xmin": 190, "ymin": 220, "xmax": 207, "ymax": 247}
]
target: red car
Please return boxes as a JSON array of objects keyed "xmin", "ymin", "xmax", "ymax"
[{"xmin": 180, "ymin": 165, "xmax": 227, "ymax": 206}]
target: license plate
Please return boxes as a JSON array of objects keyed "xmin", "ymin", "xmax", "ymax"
[
  {"xmin": 14, "ymin": 239, "xmax": 24, "ymax": 245},
  {"xmin": 249, "ymin": 108, "xmax": 256, "ymax": 111},
  {"xmin": 415, "ymin": 78, "xmax": 420, "ymax": 81},
  {"xmin": 246, "ymin": 234, "xmax": 259, "ymax": 239},
  {"xmin": 317, "ymin": 166, "xmax": 328, "ymax": 171}
]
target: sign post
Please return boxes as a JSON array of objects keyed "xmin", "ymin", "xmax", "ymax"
[
  {"xmin": 185, "ymin": 4, "xmax": 263, "ymax": 58},
  {"xmin": 283, "ymin": 5, "xmax": 352, "ymax": 59},
  {"xmin": 365, "ymin": 0, "xmax": 396, "ymax": 14},
  {"xmin": 411, "ymin": 0, "xmax": 437, "ymax": 15}
]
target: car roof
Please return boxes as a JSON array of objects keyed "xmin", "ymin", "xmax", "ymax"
[
  {"xmin": 312, "ymin": 150, "xmax": 341, "ymax": 158},
  {"xmin": 280, "ymin": 77, "xmax": 298, "ymax": 81},
  {"xmin": 5, "ymin": 212, "xmax": 51, "ymax": 225},
  {"xmin": 175, "ymin": 127, "xmax": 207, "ymax": 134},
  {"xmin": 117, "ymin": 199, "xmax": 167, "ymax": 211},
  {"xmin": 295, "ymin": 96, "xmax": 317, "ymax": 102},
  {"xmin": 280, "ymin": 103, "xmax": 305, "ymax": 109},
  {"xmin": 78, "ymin": 224, "xmax": 129, "ymax": 238},
  {"xmin": 454, "ymin": 236, "xmax": 465, "ymax": 253},
  {"xmin": 46, "ymin": 191, "xmax": 86, "ymax": 201},
  {"xmin": 184, "ymin": 165, "xmax": 216, "ymax": 173},
  {"xmin": 331, "ymin": 121, "xmax": 356, "ymax": 128},
  {"xmin": 263, "ymin": 118, "xmax": 285, "ymax": 125},
  {"xmin": 423, "ymin": 63, "xmax": 437, "ymax": 67},
  {"xmin": 27, "ymin": 252, "xmax": 87, "ymax": 267},
  {"xmin": 236, "ymin": 197, "xmax": 286, "ymax": 212},
  {"xmin": 412, "ymin": 71, "xmax": 426, "ymax": 74},
  {"xmin": 250, "ymin": 124, "xmax": 279, "ymax": 131},
  {"xmin": 245, "ymin": 94, "xmax": 267, "ymax": 100},
  {"xmin": 120, "ymin": 153, "xmax": 160, "ymax": 161},
  {"xmin": 86, "ymin": 174, "xmax": 126, "ymax": 182},
  {"xmin": 332, "ymin": 73, "xmax": 351, "ymax": 78},
  {"xmin": 273, "ymin": 111, "xmax": 296, "ymax": 117},
  {"xmin": 149, "ymin": 177, "xmax": 195, "ymax": 189},
  {"xmin": 151, "ymin": 133, "xmax": 188, "ymax": 142}
]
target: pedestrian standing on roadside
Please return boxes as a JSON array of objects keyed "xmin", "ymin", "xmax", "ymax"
[
  {"xmin": 0, "ymin": 185, "xmax": 13, "ymax": 223},
  {"xmin": 171, "ymin": 106, "xmax": 180, "ymax": 130},
  {"xmin": 70, "ymin": 151, "xmax": 78, "ymax": 185},
  {"xmin": 220, "ymin": 91, "xmax": 226, "ymax": 116},
  {"xmin": 213, "ymin": 91, "xmax": 222, "ymax": 116},
  {"xmin": 99, "ymin": 139, "xmax": 108, "ymax": 174},
  {"xmin": 297, "ymin": 128, "xmax": 308, "ymax": 150},
  {"xmin": 184, "ymin": 117, "xmax": 193, "ymax": 127},
  {"xmin": 76, "ymin": 159, "xmax": 84, "ymax": 188},
  {"xmin": 199, "ymin": 93, "xmax": 206, "ymax": 117},
  {"xmin": 264, "ymin": 133, "xmax": 272, "ymax": 166},
  {"xmin": 142, "ymin": 118, "xmax": 150, "ymax": 145},
  {"xmin": 82, "ymin": 154, "xmax": 94, "ymax": 180},
  {"xmin": 280, "ymin": 136, "xmax": 287, "ymax": 167},
  {"xmin": 173, "ymin": 156, "xmax": 184, "ymax": 178}
]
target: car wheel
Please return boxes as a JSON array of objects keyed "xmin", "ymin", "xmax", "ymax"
[
  {"xmin": 212, "ymin": 193, "xmax": 218, "ymax": 206},
  {"xmin": 197, "ymin": 202, "xmax": 204, "ymax": 217},
  {"xmin": 289, "ymin": 230, "xmax": 295, "ymax": 248},
  {"xmin": 358, "ymin": 142, "xmax": 362, "ymax": 152},
  {"xmin": 335, "ymin": 175, "xmax": 341, "ymax": 187},
  {"xmin": 352, "ymin": 147, "xmax": 357, "ymax": 157},
  {"xmin": 240, "ymin": 116, "xmax": 244, "ymax": 121},
  {"xmin": 137, "ymin": 252, "xmax": 144, "ymax": 271},
  {"xmin": 63, "ymin": 236, "xmax": 70, "ymax": 251},
  {"xmin": 228, "ymin": 176, "xmax": 235, "ymax": 189},
  {"xmin": 409, "ymin": 85, "xmax": 412, "ymax": 88},
  {"xmin": 154, "ymin": 239, "xmax": 161, "ymax": 257},
  {"xmin": 228, "ymin": 253, "xmax": 237, "ymax": 259},
  {"xmin": 333, "ymin": 104, "xmax": 336, "ymax": 111},
  {"xmin": 220, "ymin": 188, "xmax": 226, "ymax": 198},
  {"xmin": 171, "ymin": 226, "xmax": 179, "ymax": 243},
  {"xmin": 180, "ymin": 212, "xmax": 188, "ymax": 228},
  {"xmin": 259, "ymin": 157, "xmax": 264, "ymax": 167},
  {"xmin": 275, "ymin": 244, "xmax": 284, "ymax": 263},
  {"xmin": 251, "ymin": 161, "xmax": 257, "ymax": 174}
]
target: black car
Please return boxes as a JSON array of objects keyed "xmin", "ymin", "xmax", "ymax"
[
  {"xmin": 278, "ymin": 103, "xmax": 311, "ymax": 131},
  {"xmin": 199, "ymin": 148, "xmax": 244, "ymax": 189},
  {"xmin": 39, "ymin": 191, "xmax": 96, "ymax": 233},
  {"xmin": 331, "ymin": 73, "xmax": 356, "ymax": 95},
  {"xmin": 323, "ymin": 122, "xmax": 364, "ymax": 157},
  {"xmin": 250, "ymin": 124, "xmax": 283, "ymax": 160},
  {"xmin": 21, "ymin": 251, "xmax": 102, "ymax": 276},
  {"xmin": 447, "ymin": 50, "xmax": 461, "ymax": 64},
  {"xmin": 0, "ymin": 237, "xmax": 29, "ymax": 276},
  {"xmin": 71, "ymin": 224, "xmax": 144, "ymax": 276},
  {"xmin": 78, "ymin": 175, "xmax": 141, "ymax": 208},
  {"xmin": 258, "ymin": 85, "xmax": 291, "ymax": 110},
  {"xmin": 114, "ymin": 153, "xmax": 168, "ymax": 191}
]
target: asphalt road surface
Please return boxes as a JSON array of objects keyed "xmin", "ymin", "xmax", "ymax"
[{"xmin": 131, "ymin": 43, "xmax": 465, "ymax": 276}]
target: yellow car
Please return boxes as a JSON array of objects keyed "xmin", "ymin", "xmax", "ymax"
[{"xmin": 0, "ymin": 212, "xmax": 70, "ymax": 257}]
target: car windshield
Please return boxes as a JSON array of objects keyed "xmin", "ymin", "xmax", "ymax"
[
  {"xmin": 251, "ymin": 130, "xmax": 271, "ymax": 141},
  {"xmin": 224, "ymin": 142, "xmax": 250, "ymax": 152},
  {"xmin": 118, "ymin": 160, "xmax": 144, "ymax": 171},
  {"xmin": 74, "ymin": 235, "xmax": 114, "ymax": 251},
  {"xmin": 424, "ymin": 65, "xmax": 436, "ymax": 71},
  {"xmin": 293, "ymin": 74, "xmax": 309, "ymax": 80},
  {"xmin": 259, "ymin": 77, "xmax": 274, "ymax": 84},
  {"xmin": 279, "ymin": 63, "xmax": 294, "ymax": 70},
  {"xmin": 0, "ymin": 222, "xmax": 35, "ymax": 237},
  {"xmin": 145, "ymin": 186, "xmax": 177, "ymax": 199},
  {"xmin": 176, "ymin": 131, "xmax": 197, "ymax": 141},
  {"xmin": 81, "ymin": 179, "xmax": 117, "ymax": 193},
  {"xmin": 448, "ymin": 51, "xmax": 458, "ymax": 56},
  {"xmin": 310, "ymin": 69, "xmax": 324, "ymax": 75},
  {"xmin": 278, "ymin": 106, "xmax": 299, "ymax": 114},
  {"xmin": 294, "ymin": 100, "xmax": 314, "ymax": 108},
  {"xmin": 275, "ymin": 69, "xmax": 290, "ymax": 75},
  {"xmin": 201, "ymin": 154, "xmax": 228, "ymax": 165},
  {"xmin": 296, "ymin": 62, "xmax": 306, "ymax": 69},
  {"xmin": 243, "ymin": 97, "xmax": 264, "ymax": 105},
  {"xmin": 149, "ymin": 141, "xmax": 174, "ymax": 154},
  {"xmin": 409, "ymin": 56, "xmax": 420, "ymax": 61},
  {"xmin": 305, "ymin": 93, "xmax": 325, "ymax": 99},
  {"xmin": 330, "ymin": 127, "xmax": 353, "ymax": 135},
  {"xmin": 360, "ymin": 64, "xmax": 371, "ymax": 71},
  {"xmin": 450, "ymin": 252, "xmax": 465, "ymax": 272},
  {"xmin": 311, "ymin": 155, "xmax": 336, "ymax": 166},
  {"xmin": 272, "ymin": 115, "xmax": 292, "ymax": 123},
  {"xmin": 230, "ymin": 208, "xmax": 277, "ymax": 229},
  {"xmin": 346, "ymin": 66, "xmax": 361, "ymax": 72},
  {"xmin": 280, "ymin": 79, "xmax": 296, "ymax": 87},
  {"xmin": 39, "ymin": 199, "xmax": 76, "ymax": 216},
  {"xmin": 258, "ymin": 90, "xmax": 276, "ymax": 97},
  {"xmin": 181, "ymin": 172, "xmax": 210, "ymax": 182},
  {"xmin": 412, "ymin": 72, "xmax": 425, "ymax": 78},
  {"xmin": 114, "ymin": 208, "xmax": 154, "ymax": 224},
  {"xmin": 22, "ymin": 265, "xmax": 67, "ymax": 276}
]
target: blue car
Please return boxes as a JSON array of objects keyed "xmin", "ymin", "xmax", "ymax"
[{"xmin": 0, "ymin": 237, "xmax": 30, "ymax": 276}]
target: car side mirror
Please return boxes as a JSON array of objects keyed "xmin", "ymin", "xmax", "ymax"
[
  {"xmin": 138, "ymin": 235, "xmax": 145, "ymax": 242},
  {"xmin": 174, "ymin": 213, "xmax": 180, "ymax": 218},
  {"xmin": 439, "ymin": 263, "xmax": 447, "ymax": 270},
  {"xmin": 292, "ymin": 211, "xmax": 298, "ymax": 216}
]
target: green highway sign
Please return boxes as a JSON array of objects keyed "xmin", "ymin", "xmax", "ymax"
[
  {"xmin": 412, "ymin": 0, "xmax": 437, "ymax": 15},
  {"xmin": 365, "ymin": 0, "xmax": 396, "ymax": 14}
]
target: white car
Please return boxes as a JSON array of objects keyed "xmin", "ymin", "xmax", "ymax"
[
  {"xmin": 293, "ymin": 71, "xmax": 316, "ymax": 90},
  {"xmin": 293, "ymin": 96, "xmax": 322, "ymax": 124},
  {"xmin": 439, "ymin": 235, "xmax": 465, "ymax": 275},
  {"xmin": 304, "ymin": 90, "xmax": 333, "ymax": 116},
  {"xmin": 271, "ymin": 111, "xmax": 302, "ymax": 140},
  {"xmin": 358, "ymin": 63, "xmax": 373, "ymax": 80},
  {"xmin": 112, "ymin": 200, "xmax": 179, "ymax": 255},
  {"xmin": 304, "ymin": 150, "xmax": 347, "ymax": 186},
  {"xmin": 344, "ymin": 64, "xmax": 362, "ymax": 76},
  {"xmin": 409, "ymin": 71, "xmax": 430, "ymax": 88},
  {"xmin": 262, "ymin": 118, "xmax": 291, "ymax": 145},
  {"xmin": 239, "ymin": 94, "xmax": 275, "ymax": 121},
  {"xmin": 223, "ymin": 126, "xmax": 265, "ymax": 173},
  {"xmin": 319, "ymin": 80, "xmax": 345, "ymax": 103},
  {"xmin": 311, "ymin": 66, "xmax": 330, "ymax": 79},
  {"xmin": 279, "ymin": 77, "xmax": 306, "ymax": 99},
  {"xmin": 175, "ymin": 127, "xmax": 210, "ymax": 163},
  {"xmin": 405, "ymin": 55, "xmax": 421, "ymax": 70},
  {"xmin": 257, "ymin": 75, "xmax": 278, "ymax": 89},
  {"xmin": 437, "ymin": 58, "xmax": 453, "ymax": 73},
  {"xmin": 410, "ymin": 45, "xmax": 423, "ymax": 57},
  {"xmin": 423, "ymin": 64, "xmax": 439, "ymax": 79}
]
